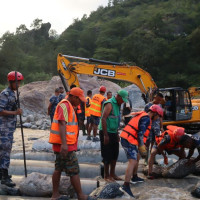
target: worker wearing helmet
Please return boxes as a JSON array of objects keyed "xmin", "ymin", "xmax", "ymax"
[
  {"xmin": 120, "ymin": 105, "xmax": 163, "ymax": 198},
  {"xmin": 0, "ymin": 71, "xmax": 23, "ymax": 187},
  {"xmin": 144, "ymin": 92, "xmax": 164, "ymax": 165},
  {"xmin": 148, "ymin": 125, "xmax": 186, "ymax": 179},
  {"xmin": 87, "ymin": 86, "xmax": 106, "ymax": 142}
]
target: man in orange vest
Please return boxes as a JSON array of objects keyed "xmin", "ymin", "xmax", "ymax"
[
  {"xmin": 120, "ymin": 105, "xmax": 163, "ymax": 198},
  {"xmin": 88, "ymin": 86, "xmax": 106, "ymax": 142},
  {"xmin": 49, "ymin": 87, "xmax": 88, "ymax": 200},
  {"xmin": 85, "ymin": 90, "xmax": 92, "ymax": 140},
  {"xmin": 148, "ymin": 125, "xmax": 185, "ymax": 179}
]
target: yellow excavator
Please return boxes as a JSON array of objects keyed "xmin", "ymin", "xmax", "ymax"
[{"xmin": 57, "ymin": 53, "xmax": 200, "ymax": 133}]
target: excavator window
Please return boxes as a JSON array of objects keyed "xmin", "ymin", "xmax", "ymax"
[
  {"xmin": 159, "ymin": 88, "xmax": 192, "ymax": 122},
  {"xmin": 175, "ymin": 90, "xmax": 192, "ymax": 121}
]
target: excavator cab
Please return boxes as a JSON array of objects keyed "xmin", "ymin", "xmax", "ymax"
[{"xmin": 160, "ymin": 88, "xmax": 192, "ymax": 122}]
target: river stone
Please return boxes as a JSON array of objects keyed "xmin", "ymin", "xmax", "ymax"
[
  {"xmin": 26, "ymin": 115, "xmax": 35, "ymax": 122},
  {"xmin": 40, "ymin": 124, "xmax": 47, "ymax": 130},
  {"xmin": 19, "ymin": 172, "xmax": 74, "ymax": 197},
  {"xmin": 191, "ymin": 182, "xmax": 200, "ymax": 198},
  {"xmin": 31, "ymin": 125, "xmax": 38, "ymax": 129},
  {"xmin": 162, "ymin": 159, "xmax": 196, "ymax": 178},
  {"xmin": 89, "ymin": 182, "xmax": 124, "ymax": 199},
  {"xmin": 35, "ymin": 119, "xmax": 44, "ymax": 126},
  {"xmin": 22, "ymin": 122, "xmax": 32, "ymax": 128}
]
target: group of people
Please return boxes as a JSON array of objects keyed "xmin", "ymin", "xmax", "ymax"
[
  {"xmin": 48, "ymin": 85, "xmax": 130, "ymax": 199},
  {"xmin": 1, "ymin": 71, "xmax": 200, "ymax": 200}
]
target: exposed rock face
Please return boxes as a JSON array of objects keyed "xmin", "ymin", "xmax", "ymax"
[
  {"xmin": 19, "ymin": 172, "xmax": 74, "ymax": 197},
  {"xmin": 89, "ymin": 182, "xmax": 124, "ymax": 199},
  {"xmin": 124, "ymin": 84, "xmax": 145, "ymax": 109}
]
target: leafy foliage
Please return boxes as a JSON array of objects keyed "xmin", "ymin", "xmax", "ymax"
[{"xmin": 0, "ymin": 1, "xmax": 200, "ymax": 89}]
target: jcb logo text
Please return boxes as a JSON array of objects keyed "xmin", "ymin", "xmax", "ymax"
[{"xmin": 93, "ymin": 68, "xmax": 115, "ymax": 77}]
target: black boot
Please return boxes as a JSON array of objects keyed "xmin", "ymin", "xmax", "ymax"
[
  {"xmin": 0, "ymin": 168, "xmax": 12, "ymax": 180},
  {"xmin": 1, "ymin": 169, "xmax": 16, "ymax": 187}
]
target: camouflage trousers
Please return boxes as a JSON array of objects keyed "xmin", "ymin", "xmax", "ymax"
[
  {"xmin": 54, "ymin": 151, "xmax": 80, "ymax": 176},
  {"xmin": 0, "ymin": 134, "xmax": 14, "ymax": 169}
]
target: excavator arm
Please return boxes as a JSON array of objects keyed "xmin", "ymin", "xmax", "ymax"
[
  {"xmin": 57, "ymin": 53, "xmax": 157, "ymax": 102},
  {"xmin": 188, "ymin": 87, "xmax": 200, "ymax": 99}
]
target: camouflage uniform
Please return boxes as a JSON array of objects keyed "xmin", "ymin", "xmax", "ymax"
[
  {"xmin": 49, "ymin": 95, "xmax": 59, "ymax": 123},
  {"xmin": 144, "ymin": 102, "xmax": 162, "ymax": 142},
  {"xmin": 0, "ymin": 87, "xmax": 17, "ymax": 169}
]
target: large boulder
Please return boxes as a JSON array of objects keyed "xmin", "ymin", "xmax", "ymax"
[
  {"xmin": 19, "ymin": 172, "xmax": 74, "ymax": 197},
  {"xmin": 143, "ymin": 159, "xmax": 196, "ymax": 179},
  {"xmin": 89, "ymin": 182, "xmax": 124, "ymax": 199},
  {"xmin": 162, "ymin": 159, "xmax": 196, "ymax": 178},
  {"xmin": 143, "ymin": 164, "xmax": 163, "ymax": 178}
]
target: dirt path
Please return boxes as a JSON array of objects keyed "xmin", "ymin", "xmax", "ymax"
[{"xmin": 12, "ymin": 128, "xmax": 50, "ymax": 153}]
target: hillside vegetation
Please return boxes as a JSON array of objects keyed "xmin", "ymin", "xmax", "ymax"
[{"xmin": 0, "ymin": 0, "xmax": 200, "ymax": 88}]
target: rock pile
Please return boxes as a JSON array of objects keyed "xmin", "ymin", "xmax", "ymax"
[{"xmin": 17, "ymin": 113, "xmax": 51, "ymax": 130}]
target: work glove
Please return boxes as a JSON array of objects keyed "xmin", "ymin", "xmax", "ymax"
[
  {"xmin": 164, "ymin": 156, "xmax": 168, "ymax": 165},
  {"xmin": 138, "ymin": 145, "xmax": 147, "ymax": 158}
]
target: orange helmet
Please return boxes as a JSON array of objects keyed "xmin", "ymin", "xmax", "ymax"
[
  {"xmin": 99, "ymin": 86, "xmax": 106, "ymax": 93},
  {"xmin": 149, "ymin": 104, "xmax": 163, "ymax": 117},
  {"xmin": 7, "ymin": 71, "xmax": 24, "ymax": 81}
]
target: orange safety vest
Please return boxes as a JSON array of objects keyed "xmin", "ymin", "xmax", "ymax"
[
  {"xmin": 89, "ymin": 94, "xmax": 105, "ymax": 117},
  {"xmin": 49, "ymin": 99, "xmax": 78, "ymax": 145},
  {"xmin": 156, "ymin": 130, "xmax": 181, "ymax": 150},
  {"xmin": 85, "ymin": 96, "xmax": 91, "ymax": 117},
  {"xmin": 120, "ymin": 111, "xmax": 151, "ymax": 146}
]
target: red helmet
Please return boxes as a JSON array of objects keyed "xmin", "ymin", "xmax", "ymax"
[
  {"xmin": 99, "ymin": 86, "xmax": 106, "ymax": 93},
  {"xmin": 7, "ymin": 71, "xmax": 24, "ymax": 81},
  {"xmin": 174, "ymin": 127, "xmax": 185, "ymax": 140},
  {"xmin": 166, "ymin": 125, "xmax": 185, "ymax": 140},
  {"xmin": 149, "ymin": 104, "xmax": 163, "ymax": 117}
]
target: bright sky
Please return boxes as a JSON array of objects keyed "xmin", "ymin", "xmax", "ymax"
[{"xmin": 0, "ymin": 0, "xmax": 108, "ymax": 36}]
